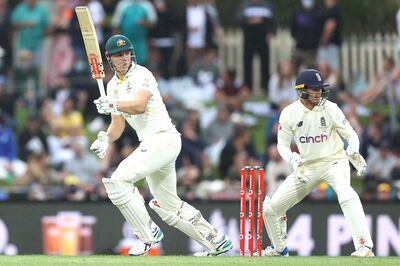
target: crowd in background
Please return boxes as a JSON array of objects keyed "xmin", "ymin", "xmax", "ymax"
[{"xmin": 0, "ymin": 0, "xmax": 399, "ymax": 202}]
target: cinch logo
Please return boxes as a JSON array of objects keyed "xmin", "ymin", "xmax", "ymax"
[{"xmin": 299, "ymin": 134, "xmax": 328, "ymax": 143}]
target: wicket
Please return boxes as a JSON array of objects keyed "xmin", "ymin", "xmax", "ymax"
[{"xmin": 240, "ymin": 166, "xmax": 265, "ymax": 256}]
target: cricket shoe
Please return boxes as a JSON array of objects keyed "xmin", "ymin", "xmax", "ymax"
[
  {"xmin": 259, "ymin": 246, "xmax": 289, "ymax": 256},
  {"xmin": 351, "ymin": 246, "xmax": 375, "ymax": 257},
  {"xmin": 193, "ymin": 235, "xmax": 233, "ymax": 256},
  {"xmin": 128, "ymin": 226, "xmax": 164, "ymax": 256}
]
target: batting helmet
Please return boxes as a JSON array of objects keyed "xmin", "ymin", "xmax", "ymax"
[
  {"xmin": 105, "ymin": 34, "xmax": 134, "ymax": 56},
  {"xmin": 294, "ymin": 69, "xmax": 329, "ymax": 90},
  {"xmin": 294, "ymin": 69, "xmax": 330, "ymax": 103},
  {"xmin": 105, "ymin": 34, "xmax": 136, "ymax": 72}
]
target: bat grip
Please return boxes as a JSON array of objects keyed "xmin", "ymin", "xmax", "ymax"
[{"xmin": 97, "ymin": 79, "xmax": 106, "ymax": 97}]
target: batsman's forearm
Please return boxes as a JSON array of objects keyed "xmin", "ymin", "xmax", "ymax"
[
  {"xmin": 277, "ymin": 128, "xmax": 293, "ymax": 162},
  {"xmin": 277, "ymin": 143, "xmax": 293, "ymax": 163},
  {"xmin": 117, "ymin": 100, "xmax": 147, "ymax": 115},
  {"xmin": 336, "ymin": 123, "xmax": 360, "ymax": 152},
  {"xmin": 107, "ymin": 129, "xmax": 123, "ymax": 142},
  {"xmin": 107, "ymin": 115, "xmax": 125, "ymax": 142},
  {"xmin": 346, "ymin": 129, "xmax": 360, "ymax": 152}
]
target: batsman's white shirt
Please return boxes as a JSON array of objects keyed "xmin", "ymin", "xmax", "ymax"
[
  {"xmin": 277, "ymin": 100, "xmax": 359, "ymax": 166},
  {"xmin": 107, "ymin": 65, "xmax": 183, "ymax": 211},
  {"xmin": 106, "ymin": 65, "xmax": 178, "ymax": 141}
]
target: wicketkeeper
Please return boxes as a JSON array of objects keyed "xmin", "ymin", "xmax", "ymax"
[
  {"xmin": 90, "ymin": 34, "xmax": 233, "ymax": 256},
  {"xmin": 261, "ymin": 69, "xmax": 374, "ymax": 257}
]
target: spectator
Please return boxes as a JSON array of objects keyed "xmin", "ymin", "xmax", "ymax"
[
  {"xmin": 391, "ymin": 152, "xmax": 400, "ymax": 196},
  {"xmin": 10, "ymin": 0, "xmax": 49, "ymax": 80},
  {"xmin": 176, "ymin": 117, "xmax": 208, "ymax": 199},
  {"xmin": 396, "ymin": 4, "xmax": 400, "ymax": 65},
  {"xmin": 359, "ymin": 112, "xmax": 387, "ymax": 158},
  {"xmin": 376, "ymin": 182, "xmax": 393, "ymax": 202},
  {"xmin": 218, "ymin": 125, "xmax": 258, "ymax": 184},
  {"xmin": 317, "ymin": 0, "xmax": 341, "ymax": 73},
  {"xmin": 65, "ymin": 57, "xmax": 100, "ymax": 120},
  {"xmin": 290, "ymin": 0, "xmax": 321, "ymax": 70},
  {"xmin": 86, "ymin": 0, "xmax": 106, "ymax": 45},
  {"xmin": 189, "ymin": 45, "xmax": 219, "ymax": 99},
  {"xmin": 204, "ymin": 0, "xmax": 225, "ymax": 46},
  {"xmin": 0, "ymin": 77, "xmax": 14, "ymax": 119},
  {"xmin": 357, "ymin": 55, "xmax": 399, "ymax": 133},
  {"xmin": 18, "ymin": 114, "xmax": 49, "ymax": 162},
  {"xmin": 364, "ymin": 141, "xmax": 396, "ymax": 188},
  {"xmin": 112, "ymin": 0, "xmax": 157, "ymax": 34},
  {"xmin": 55, "ymin": 96, "xmax": 85, "ymax": 139},
  {"xmin": 12, "ymin": 49, "xmax": 40, "ymax": 103},
  {"xmin": 118, "ymin": 2, "xmax": 154, "ymax": 65},
  {"xmin": 317, "ymin": 59, "xmax": 341, "ymax": 102},
  {"xmin": 70, "ymin": 0, "xmax": 105, "ymax": 60},
  {"xmin": 180, "ymin": 0, "xmax": 216, "ymax": 74},
  {"xmin": 0, "ymin": 0, "xmax": 12, "ymax": 76},
  {"xmin": 264, "ymin": 143, "xmax": 291, "ymax": 196},
  {"xmin": 47, "ymin": 96, "xmax": 87, "ymax": 168},
  {"xmin": 204, "ymin": 105, "xmax": 235, "ymax": 166},
  {"xmin": 214, "ymin": 69, "xmax": 250, "ymax": 113},
  {"xmin": 358, "ymin": 55, "xmax": 398, "ymax": 104},
  {"xmin": 150, "ymin": 0, "xmax": 181, "ymax": 79},
  {"xmin": 12, "ymin": 152, "xmax": 62, "ymax": 201},
  {"xmin": 264, "ymin": 101, "xmax": 290, "ymax": 145},
  {"xmin": 62, "ymin": 140, "xmax": 102, "ymax": 200},
  {"xmin": 0, "ymin": 113, "xmax": 27, "ymax": 185},
  {"xmin": 45, "ymin": 0, "xmax": 74, "ymax": 89},
  {"xmin": 268, "ymin": 59, "xmax": 297, "ymax": 109},
  {"xmin": 204, "ymin": 105, "xmax": 234, "ymax": 145},
  {"xmin": 237, "ymin": 0, "xmax": 276, "ymax": 93},
  {"xmin": 0, "ymin": 113, "xmax": 17, "ymax": 162}
]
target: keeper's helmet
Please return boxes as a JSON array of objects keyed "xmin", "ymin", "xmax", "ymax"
[
  {"xmin": 294, "ymin": 69, "xmax": 330, "ymax": 105},
  {"xmin": 105, "ymin": 34, "xmax": 136, "ymax": 71}
]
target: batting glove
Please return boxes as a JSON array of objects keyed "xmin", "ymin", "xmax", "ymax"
[
  {"xmin": 90, "ymin": 131, "xmax": 109, "ymax": 159},
  {"xmin": 94, "ymin": 97, "xmax": 119, "ymax": 115},
  {"xmin": 289, "ymin": 152, "xmax": 309, "ymax": 183},
  {"xmin": 346, "ymin": 146, "xmax": 367, "ymax": 176}
]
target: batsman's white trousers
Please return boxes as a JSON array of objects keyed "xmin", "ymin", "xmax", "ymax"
[
  {"xmin": 107, "ymin": 129, "xmax": 225, "ymax": 251},
  {"xmin": 110, "ymin": 130, "xmax": 183, "ymax": 211}
]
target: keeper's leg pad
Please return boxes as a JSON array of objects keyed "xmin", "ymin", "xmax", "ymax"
[
  {"xmin": 102, "ymin": 178, "xmax": 154, "ymax": 243},
  {"xmin": 149, "ymin": 199, "xmax": 222, "ymax": 252},
  {"xmin": 337, "ymin": 186, "xmax": 373, "ymax": 250},
  {"xmin": 262, "ymin": 196, "xmax": 288, "ymax": 252}
]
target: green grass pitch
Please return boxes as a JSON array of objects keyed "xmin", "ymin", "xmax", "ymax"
[{"xmin": 0, "ymin": 256, "xmax": 399, "ymax": 266}]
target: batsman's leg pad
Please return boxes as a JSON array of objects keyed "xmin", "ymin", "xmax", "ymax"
[
  {"xmin": 149, "ymin": 199, "xmax": 222, "ymax": 252},
  {"xmin": 337, "ymin": 186, "xmax": 373, "ymax": 250},
  {"xmin": 102, "ymin": 178, "xmax": 154, "ymax": 243},
  {"xmin": 262, "ymin": 196, "xmax": 288, "ymax": 253}
]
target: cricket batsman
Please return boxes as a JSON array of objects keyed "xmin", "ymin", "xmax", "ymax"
[
  {"xmin": 261, "ymin": 69, "xmax": 374, "ymax": 257},
  {"xmin": 90, "ymin": 34, "xmax": 233, "ymax": 256}
]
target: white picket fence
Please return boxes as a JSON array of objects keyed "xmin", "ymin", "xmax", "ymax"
[{"xmin": 219, "ymin": 29, "xmax": 398, "ymax": 93}]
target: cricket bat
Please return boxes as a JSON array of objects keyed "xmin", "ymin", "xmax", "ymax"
[{"xmin": 75, "ymin": 6, "xmax": 106, "ymax": 97}]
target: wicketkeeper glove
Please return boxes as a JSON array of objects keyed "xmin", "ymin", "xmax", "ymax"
[
  {"xmin": 346, "ymin": 146, "xmax": 367, "ymax": 176},
  {"xmin": 90, "ymin": 131, "xmax": 109, "ymax": 159},
  {"xmin": 94, "ymin": 97, "xmax": 119, "ymax": 115},
  {"xmin": 289, "ymin": 152, "xmax": 309, "ymax": 183}
]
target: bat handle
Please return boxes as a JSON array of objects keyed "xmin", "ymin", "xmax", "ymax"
[{"xmin": 97, "ymin": 79, "xmax": 106, "ymax": 97}]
